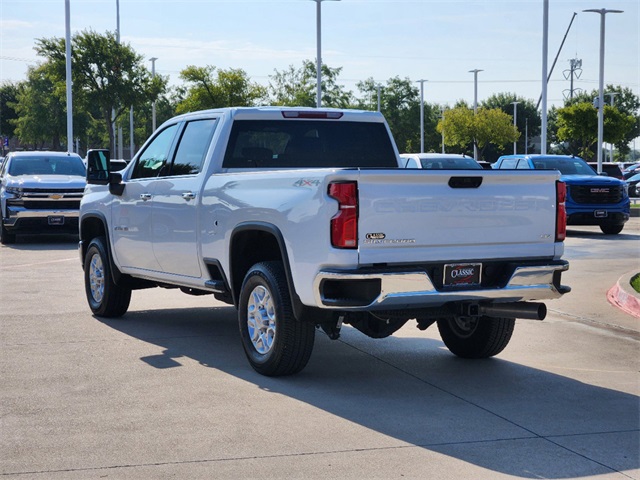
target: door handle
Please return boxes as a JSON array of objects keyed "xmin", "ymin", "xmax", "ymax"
[
  {"xmin": 140, "ymin": 193, "xmax": 152, "ymax": 201},
  {"xmin": 182, "ymin": 192, "xmax": 196, "ymax": 201}
]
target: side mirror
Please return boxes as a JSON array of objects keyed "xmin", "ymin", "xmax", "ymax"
[{"xmin": 86, "ymin": 149, "xmax": 110, "ymax": 184}]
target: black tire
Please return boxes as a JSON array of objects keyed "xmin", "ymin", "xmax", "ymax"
[
  {"xmin": 84, "ymin": 236, "xmax": 131, "ymax": 317},
  {"xmin": 600, "ymin": 224, "xmax": 624, "ymax": 235},
  {"xmin": 238, "ymin": 261, "xmax": 315, "ymax": 376},
  {"xmin": 437, "ymin": 316, "xmax": 515, "ymax": 359},
  {"xmin": 0, "ymin": 221, "xmax": 16, "ymax": 245}
]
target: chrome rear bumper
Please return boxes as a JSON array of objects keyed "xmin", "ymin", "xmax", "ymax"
[{"xmin": 313, "ymin": 262, "xmax": 570, "ymax": 310}]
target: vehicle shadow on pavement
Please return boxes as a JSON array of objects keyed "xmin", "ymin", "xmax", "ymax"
[
  {"xmin": 97, "ymin": 306, "xmax": 640, "ymax": 479},
  {"xmin": 2, "ymin": 233, "xmax": 78, "ymax": 251},
  {"xmin": 566, "ymin": 228, "xmax": 640, "ymax": 241}
]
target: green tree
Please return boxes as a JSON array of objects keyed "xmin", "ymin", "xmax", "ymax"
[
  {"xmin": 355, "ymin": 76, "xmax": 441, "ymax": 153},
  {"xmin": 437, "ymin": 106, "xmax": 518, "ymax": 160},
  {"xmin": 35, "ymin": 30, "xmax": 165, "ymax": 153},
  {"xmin": 566, "ymin": 85, "xmax": 640, "ymax": 158},
  {"xmin": 556, "ymin": 102, "xmax": 635, "ymax": 160},
  {"xmin": 176, "ymin": 65, "xmax": 266, "ymax": 114},
  {"xmin": 11, "ymin": 65, "xmax": 66, "ymax": 149},
  {"xmin": 0, "ymin": 81, "xmax": 21, "ymax": 145},
  {"xmin": 268, "ymin": 60, "xmax": 353, "ymax": 108},
  {"xmin": 481, "ymin": 93, "xmax": 540, "ymax": 160}
]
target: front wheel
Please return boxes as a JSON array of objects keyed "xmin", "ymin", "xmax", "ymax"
[
  {"xmin": 0, "ymin": 221, "xmax": 16, "ymax": 245},
  {"xmin": 600, "ymin": 224, "xmax": 624, "ymax": 235},
  {"xmin": 238, "ymin": 261, "xmax": 315, "ymax": 376},
  {"xmin": 84, "ymin": 236, "xmax": 131, "ymax": 317},
  {"xmin": 437, "ymin": 316, "xmax": 515, "ymax": 359}
]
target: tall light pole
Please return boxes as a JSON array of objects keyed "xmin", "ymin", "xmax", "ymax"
[
  {"xmin": 116, "ymin": 0, "xmax": 123, "ymax": 159},
  {"xmin": 310, "ymin": 0, "xmax": 340, "ymax": 108},
  {"xmin": 541, "ymin": 0, "xmax": 549, "ymax": 154},
  {"xmin": 376, "ymin": 84, "xmax": 381, "ymax": 112},
  {"xmin": 150, "ymin": 57, "xmax": 158, "ymax": 131},
  {"xmin": 605, "ymin": 91, "xmax": 619, "ymax": 162},
  {"xmin": 440, "ymin": 106, "xmax": 446, "ymax": 154},
  {"xmin": 469, "ymin": 69, "xmax": 482, "ymax": 160},
  {"xmin": 64, "ymin": 0, "xmax": 73, "ymax": 153},
  {"xmin": 416, "ymin": 79, "xmax": 427, "ymax": 153},
  {"xmin": 583, "ymin": 8, "xmax": 623, "ymax": 173},
  {"xmin": 511, "ymin": 101, "xmax": 520, "ymax": 154}
]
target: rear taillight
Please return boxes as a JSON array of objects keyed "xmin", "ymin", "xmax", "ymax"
[
  {"xmin": 329, "ymin": 181, "xmax": 358, "ymax": 248},
  {"xmin": 556, "ymin": 181, "xmax": 567, "ymax": 241}
]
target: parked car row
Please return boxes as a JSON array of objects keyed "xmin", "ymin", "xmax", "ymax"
[
  {"xmin": 0, "ymin": 143, "xmax": 634, "ymax": 245},
  {"xmin": 623, "ymin": 163, "xmax": 640, "ymax": 179},
  {"xmin": 401, "ymin": 153, "xmax": 631, "ymax": 235}
]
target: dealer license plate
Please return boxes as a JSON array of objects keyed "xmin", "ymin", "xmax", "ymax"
[
  {"xmin": 48, "ymin": 216, "xmax": 65, "ymax": 226},
  {"xmin": 594, "ymin": 210, "xmax": 608, "ymax": 218},
  {"xmin": 443, "ymin": 263, "xmax": 482, "ymax": 287}
]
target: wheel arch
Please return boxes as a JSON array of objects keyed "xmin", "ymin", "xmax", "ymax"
[
  {"xmin": 229, "ymin": 222, "xmax": 304, "ymax": 317},
  {"xmin": 79, "ymin": 213, "xmax": 124, "ymax": 285}
]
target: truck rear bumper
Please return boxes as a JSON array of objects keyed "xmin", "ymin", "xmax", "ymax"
[{"xmin": 313, "ymin": 261, "xmax": 570, "ymax": 310}]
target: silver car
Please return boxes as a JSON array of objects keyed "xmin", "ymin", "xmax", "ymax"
[{"xmin": 0, "ymin": 151, "xmax": 86, "ymax": 244}]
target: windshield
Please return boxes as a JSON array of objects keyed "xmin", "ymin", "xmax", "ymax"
[
  {"xmin": 8, "ymin": 155, "xmax": 86, "ymax": 177},
  {"xmin": 532, "ymin": 157, "xmax": 596, "ymax": 176},
  {"xmin": 420, "ymin": 157, "xmax": 481, "ymax": 169}
]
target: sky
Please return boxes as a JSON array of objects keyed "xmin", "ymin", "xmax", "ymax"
[{"xmin": 0, "ymin": 0, "xmax": 638, "ymax": 110}]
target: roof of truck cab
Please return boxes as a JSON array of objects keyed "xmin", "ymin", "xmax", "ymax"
[
  {"xmin": 165, "ymin": 106, "xmax": 387, "ymax": 124},
  {"xmin": 497, "ymin": 154, "xmax": 582, "ymax": 161}
]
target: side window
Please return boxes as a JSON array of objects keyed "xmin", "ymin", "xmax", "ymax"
[
  {"xmin": 516, "ymin": 159, "xmax": 530, "ymax": 169},
  {"xmin": 169, "ymin": 119, "xmax": 217, "ymax": 176},
  {"xmin": 499, "ymin": 158, "xmax": 518, "ymax": 169},
  {"xmin": 131, "ymin": 124, "xmax": 179, "ymax": 179}
]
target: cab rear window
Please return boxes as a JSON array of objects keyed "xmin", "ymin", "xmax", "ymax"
[{"xmin": 223, "ymin": 120, "xmax": 398, "ymax": 169}]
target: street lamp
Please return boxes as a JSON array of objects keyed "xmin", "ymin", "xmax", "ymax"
[
  {"xmin": 150, "ymin": 57, "xmax": 158, "ymax": 131},
  {"xmin": 310, "ymin": 0, "xmax": 340, "ymax": 108},
  {"xmin": 541, "ymin": 0, "xmax": 549, "ymax": 154},
  {"xmin": 511, "ymin": 101, "xmax": 520, "ymax": 154},
  {"xmin": 583, "ymin": 8, "xmax": 623, "ymax": 173},
  {"xmin": 605, "ymin": 92, "xmax": 619, "ymax": 161},
  {"xmin": 64, "ymin": 0, "xmax": 73, "ymax": 153},
  {"xmin": 469, "ymin": 69, "xmax": 483, "ymax": 160},
  {"xmin": 440, "ymin": 106, "xmax": 446, "ymax": 154},
  {"xmin": 416, "ymin": 79, "xmax": 427, "ymax": 153}
]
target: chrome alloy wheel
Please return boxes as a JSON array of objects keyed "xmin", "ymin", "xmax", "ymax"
[
  {"xmin": 246, "ymin": 285, "xmax": 276, "ymax": 354},
  {"xmin": 88, "ymin": 253, "xmax": 105, "ymax": 304},
  {"xmin": 450, "ymin": 316, "xmax": 479, "ymax": 338}
]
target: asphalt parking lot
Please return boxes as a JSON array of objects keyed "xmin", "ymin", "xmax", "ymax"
[{"xmin": 1, "ymin": 219, "xmax": 639, "ymax": 479}]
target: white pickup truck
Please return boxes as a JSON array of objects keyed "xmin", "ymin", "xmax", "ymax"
[{"xmin": 79, "ymin": 107, "xmax": 570, "ymax": 376}]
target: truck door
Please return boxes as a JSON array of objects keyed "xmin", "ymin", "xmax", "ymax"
[
  {"xmin": 111, "ymin": 124, "xmax": 179, "ymax": 272},
  {"xmin": 151, "ymin": 118, "xmax": 218, "ymax": 278}
]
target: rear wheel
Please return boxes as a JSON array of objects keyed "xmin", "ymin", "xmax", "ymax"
[
  {"xmin": 238, "ymin": 261, "xmax": 315, "ymax": 376},
  {"xmin": 600, "ymin": 224, "xmax": 624, "ymax": 235},
  {"xmin": 84, "ymin": 236, "xmax": 131, "ymax": 317},
  {"xmin": 437, "ymin": 316, "xmax": 515, "ymax": 359}
]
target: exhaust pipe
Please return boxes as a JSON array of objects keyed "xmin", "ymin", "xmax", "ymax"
[{"xmin": 479, "ymin": 302, "xmax": 547, "ymax": 320}]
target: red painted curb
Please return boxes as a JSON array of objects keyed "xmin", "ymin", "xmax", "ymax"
[{"xmin": 607, "ymin": 280, "xmax": 640, "ymax": 320}]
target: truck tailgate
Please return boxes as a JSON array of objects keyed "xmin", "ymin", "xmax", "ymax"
[{"xmin": 356, "ymin": 169, "xmax": 562, "ymax": 265}]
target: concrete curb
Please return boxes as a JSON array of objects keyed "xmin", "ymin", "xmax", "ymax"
[{"xmin": 607, "ymin": 271, "xmax": 640, "ymax": 319}]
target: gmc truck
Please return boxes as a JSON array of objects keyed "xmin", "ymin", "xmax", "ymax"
[
  {"xmin": 494, "ymin": 154, "xmax": 630, "ymax": 235},
  {"xmin": 79, "ymin": 107, "xmax": 570, "ymax": 376}
]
